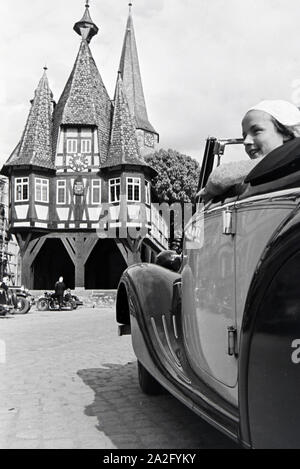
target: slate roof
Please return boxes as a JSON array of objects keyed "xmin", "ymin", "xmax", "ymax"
[
  {"xmin": 52, "ymin": 40, "xmax": 112, "ymax": 164},
  {"xmin": 2, "ymin": 70, "xmax": 54, "ymax": 173},
  {"xmin": 119, "ymin": 6, "xmax": 157, "ymax": 135},
  {"xmin": 103, "ymin": 73, "xmax": 152, "ymax": 171}
]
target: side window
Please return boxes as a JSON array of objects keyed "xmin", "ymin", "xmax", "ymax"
[
  {"xmin": 127, "ymin": 177, "xmax": 141, "ymax": 202},
  {"xmin": 92, "ymin": 180, "xmax": 101, "ymax": 205},
  {"xmin": 15, "ymin": 178, "xmax": 29, "ymax": 202},
  {"xmin": 35, "ymin": 178, "xmax": 49, "ymax": 203},
  {"xmin": 145, "ymin": 180, "xmax": 151, "ymax": 205},
  {"xmin": 109, "ymin": 178, "xmax": 121, "ymax": 203},
  {"xmin": 57, "ymin": 180, "xmax": 66, "ymax": 205}
]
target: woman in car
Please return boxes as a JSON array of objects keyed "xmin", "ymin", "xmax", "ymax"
[{"xmin": 199, "ymin": 99, "xmax": 300, "ymax": 201}]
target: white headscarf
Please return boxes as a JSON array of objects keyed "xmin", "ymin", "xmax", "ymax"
[{"xmin": 248, "ymin": 100, "xmax": 300, "ymax": 126}]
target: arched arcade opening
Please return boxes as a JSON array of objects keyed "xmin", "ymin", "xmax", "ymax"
[
  {"xmin": 85, "ymin": 239, "xmax": 127, "ymax": 289},
  {"xmin": 32, "ymin": 239, "xmax": 75, "ymax": 290}
]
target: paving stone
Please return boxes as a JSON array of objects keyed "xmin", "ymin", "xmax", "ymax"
[
  {"xmin": 15, "ymin": 430, "xmax": 40, "ymax": 440},
  {"xmin": 0, "ymin": 307, "xmax": 238, "ymax": 449},
  {"xmin": 0, "ymin": 439, "xmax": 8, "ymax": 449},
  {"xmin": 43, "ymin": 439, "xmax": 76, "ymax": 449},
  {"xmin": 9, "ymin": 439, "xmax": 41, "ymax": 449}
]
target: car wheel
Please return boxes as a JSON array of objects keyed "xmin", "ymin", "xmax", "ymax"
[
  {"xmin": 14, "ymin": 297, "xmax": 30, "ymax": 315},
  {"xmin": 137, "ymin": 361, "xmax": 164, "ymax": 395},
  {"xmin": 37, "ymin": 298, "xmax": 49, "ymax": 311}
]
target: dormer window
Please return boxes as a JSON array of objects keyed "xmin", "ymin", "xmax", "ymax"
[
  {"xmin": 65, "ymin": 129, "xmax": 93, "ymax": 157},
  {"xmin": 67, "ymin": 139, "xmax": 77, "ymax": 154},
  {"xmin": 81, "ymin": 139, "xmax": 92, "ymax": 154}
]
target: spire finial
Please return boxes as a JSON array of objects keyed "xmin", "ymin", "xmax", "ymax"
[
  {"xmin": 74, "ymin": 0, "xmax": 99, "ymax": 43},
  {"xmin": 127, "ymin": 3, "xmax": 133, "ymax": 31},
  {"xmin": 43, "ymin": 65, "xmax": 48, "ymax": 72}
]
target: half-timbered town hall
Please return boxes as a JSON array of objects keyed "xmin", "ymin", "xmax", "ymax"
[{"xmin": 1, "ymin": 2, "xmax": 168, "ymax": 290}]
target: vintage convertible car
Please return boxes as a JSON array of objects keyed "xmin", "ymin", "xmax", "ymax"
[{"xmin": 116, "ymin": 136, "xmax": 300, "ymax": 449}]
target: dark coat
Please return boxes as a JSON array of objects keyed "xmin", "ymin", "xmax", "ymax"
[{"xmin": 55, "ymin": 281, "xmax": 66, "ymax": 296}]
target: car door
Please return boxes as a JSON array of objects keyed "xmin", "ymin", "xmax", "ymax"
[
  {"xmin": 234, "ymin": 192, "xmax": 300, "ymax": 343},
  {"xmin": 182, "ymin": 200, "xmax": 238, "ymax": 388}
]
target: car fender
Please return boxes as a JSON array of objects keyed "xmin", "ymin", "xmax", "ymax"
[
  {"xmin": 117, "ymin": 263, "xmax": 198, "ymax": 393},
  {"xmin": 117, "ymin": 263, "xmax": 181, "ymax": 327}
]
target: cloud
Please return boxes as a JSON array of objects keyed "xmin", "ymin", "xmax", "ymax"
[{"xmin": 0, "ymin": 79, "xmax": 7, "ymax": 106}]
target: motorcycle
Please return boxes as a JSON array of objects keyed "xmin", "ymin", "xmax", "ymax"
[
  {"xmin": 9, "ymin": 286, "xmax": 34, "ymax": 314},
  {"xmin": 71, "ymin": 293, "xmax": 83, "ymax": 307},
  {"xmin": 0, "ymin": 287, "xmax": 32, "ymax": 316},
  {"xmin": 36, "ymin": 291, "xmax": 77, "ymax": 311}
]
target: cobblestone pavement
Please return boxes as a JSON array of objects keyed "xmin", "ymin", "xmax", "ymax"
[{"xmin": 0, "ymin": 306, "xmax": 239, "ymax": 449}]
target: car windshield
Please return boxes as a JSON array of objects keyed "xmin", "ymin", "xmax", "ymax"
[{"xmin": 213, "ymin": 140, "xmax": 247, "ymax": 171}]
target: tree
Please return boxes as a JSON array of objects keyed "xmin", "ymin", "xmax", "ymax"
[
  {"xmin": 146, "ymin": 149, "xmax": 200, "ymax": 204},
  {"xmin": 146, "ymin": 149, "xmax": 200, "ymax": 250}
]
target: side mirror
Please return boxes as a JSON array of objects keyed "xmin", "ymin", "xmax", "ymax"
[{"xmin": 156, "ymin": 250, "xmax": 182, "ymax": 272}]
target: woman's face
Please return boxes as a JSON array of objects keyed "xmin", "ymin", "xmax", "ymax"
[{"xmin": 242, "ymin": 110, "xmax": 285, "ymax": 159}]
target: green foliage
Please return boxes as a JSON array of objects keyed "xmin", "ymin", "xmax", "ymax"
[{"xmin": 146, "ymin": 149, "xmax": 200, "ymax": 204}]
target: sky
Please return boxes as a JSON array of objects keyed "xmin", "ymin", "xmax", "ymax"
[{"xmin": 2, "ymin": 0, "xmax": 300, "ymax": 167}]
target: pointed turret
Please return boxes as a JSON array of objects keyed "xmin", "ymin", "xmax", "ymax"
[
  {"xmin": 104, "ymin": 72, "xmax": 143, "ymax": 167},
  {"xmin": 103, "ymin": 73, "xmax": 156, "ymax": 177},
  {"xmin": 73, "ymin": 0, "xmax": 99, "ymax": 44},
  {"xmin": 118, "ymin": 4, "xmax": 157, "ymax": 136},
  {"xmin": 2, "ymin": 68, "xmax": 55, "ymax": 175},
  {"xmin": 52, "ymin": 39, "xmax": 112, "ymax": 163}
]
